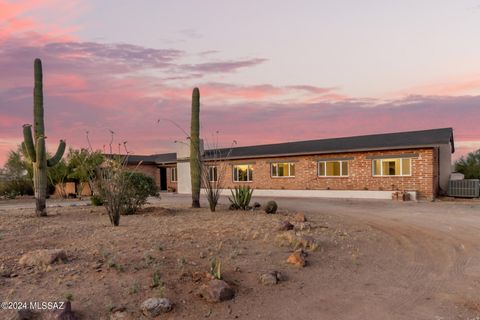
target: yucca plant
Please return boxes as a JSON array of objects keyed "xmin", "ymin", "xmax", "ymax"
[{"xmin": 228, "ymin": 186, "xmax": 254, "ymax": 210}]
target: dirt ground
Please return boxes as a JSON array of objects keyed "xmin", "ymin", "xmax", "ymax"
[{"xmin": 1, "ymin": 194, "xmax": 480, "ymax": 320}]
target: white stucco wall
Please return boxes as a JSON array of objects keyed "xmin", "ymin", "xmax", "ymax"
[
  {"xmin": 175, "ymin": 139, "xmax": 204, "ymax": 194},
  {"xmin": 200, "ymin": 188, "xmax": 417, "ymax": 201}
]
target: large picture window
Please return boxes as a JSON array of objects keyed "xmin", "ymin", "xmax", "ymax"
[
  {"xmin": 208, "ymin": 166, "xmax": 218, "ymax": 182},
  {"xmin": 372, "ymin": 158, "xmax": 411, "ymax": 176},
  {"xmin": 271, "ymin": 162, "xmax": 295, "ymax": 177},
  {"xmin": 233, "ymin": 164, "xmax": 253, "ymax": 182},
  {"xmin": 170, "ymin": 167, "xmax": 177, "ymax": 182},
  {"xmin": 318, "ymin": 160, "xmax": 349, "ymax": 177}
]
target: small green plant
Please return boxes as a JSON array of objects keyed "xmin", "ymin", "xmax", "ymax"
[
  {"xmin": 129, "ymin": 281, "xmax": 140, "ymax": 294},
  {"xmin": 228, "ymin": 186, "xmax": 253, "ymax": 210},
  {"xmin": 264, "ymin": 200, "xmax": 278, "ymax": 214},
  {"xmin": 65, "ymin": 293, "xmax": 74, "ymax": 301},
  {"xmin": 143, "ymin": 252, "xmax": 155, "ymax": 266},
  {"xmin": 151, "ymin": 269, "xmax": 162, "ymax": 288},
  {"xmin": 107, "ymin": 258, "xmax": 125, "ymax": 272},
  {"xmin": 209, "ymin": 257, "xmax": 222, "ymax": 280},
  {"xmin": 90, "ymin": 194, "xmax": 104, "ymax": 206}
]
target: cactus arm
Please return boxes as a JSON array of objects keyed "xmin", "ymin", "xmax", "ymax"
[
  {"xmin": 47, "ymin": 140, "xmax": 66, "ymax": 167},
  {"xmin": 36, "ymin": 136, "xmax": 46, "ymax": 169},
  {"xmin": 22, "ymin": 124, "xmax": 36, "ymax": 162}
]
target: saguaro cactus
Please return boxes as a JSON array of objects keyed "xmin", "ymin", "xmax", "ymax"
[
  {"xmin": 190, "ymin": 87, "xmax": 201, "ymax": 208},
  {"xmin": 22, "ymin": 58, "xmax": 66, "ymax": 216}
]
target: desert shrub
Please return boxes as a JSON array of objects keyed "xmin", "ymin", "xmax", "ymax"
[
  {"xmin": 91, "ymin": 194, "xmax": 104, "ymax": 206},
  {"xmin": 264, "ymin": 200, "xmax": 278, "ymax": 214},
  {"xmin": 228, "ymin": 186, "xmax": 253, "ymax": 210},
  {"xmin": 121, "ymin": 171, "xmax": 159, "ymax": 215}
]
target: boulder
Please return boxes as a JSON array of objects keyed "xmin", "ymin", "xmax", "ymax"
[
  {"xmin": 198, "ymin": 279, "xmax": 235, "ymax": 302},
  {"xmin": 287, "ymin": 250, "xmax": 307, "ymax": 267},
  {"xmin": 19, "ymin": 249, "xmax": 67, "ymax": 267},
  {"xmin": 140, "ymin": 298, "xmax": 172, "ymax": 318},
  {"xmin": 277, "ymin": 220, "xmax": 294, "ymax": 231},
  {"xmin": 259, "ymin": 271, "xmax": 284, "ymax": 285}
]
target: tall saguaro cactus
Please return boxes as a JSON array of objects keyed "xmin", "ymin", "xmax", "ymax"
[
  {"xmin": 190, "ymin": 87, "xmax": 201, "ymax": 208},
  {"xmin": 22, "ymin": 58, "xmax": 66, "ymax": 216}
]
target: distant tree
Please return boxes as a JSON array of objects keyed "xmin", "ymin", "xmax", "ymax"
[
  {"xmin": 2, "ymin": 146, "xmax": 33, "ymax": 196},
  {"xmin": 67, "ymin": 148, "xmax": 104, "ymax": 198},
  {"xmin": 47, "ymin": 159, "xmax": 70, "ymax": 198},
  {"xmin": 455, "ymin": 149, "xmax": 480, "ymax": 179}
]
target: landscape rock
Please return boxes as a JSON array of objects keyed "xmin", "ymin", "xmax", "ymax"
[
  {"xmin": 140, "ymin": 298, "xmax": 172, "ymax": 318},
  {"xmin": 287, "ymin": 250, "xmax": 307, "ymax": 267},
  {"xmin": 19, "ymin": 249, "xmax": 67, "ymax": 267},
  {"xmin": 259, "ymin": 271, "xmax": 284, "ymax": 285},
  {"xmin": 293, "ymin": 212, "xmax": 307, "ymax": 222},
  {"xmin": 44, "ymin": 301, "xmax": 77, "ymax": 320},
  {"xmin": 253, "ymin": 202, "xmax": 261, "ymax": 209},
  {"xmin": 0, "ymin": 264, "xmax": 13, "ymax": 277},
  {"xmin": 277, "ymin": 220, "xmax": 294, "ymax": 231},
  {"xmin": 109, "ymin": 310, "xmax": 132, "ymax": 320},
  {"xmin": 198, "ymin": 279, "xmax": 235, "ymax": 302}
]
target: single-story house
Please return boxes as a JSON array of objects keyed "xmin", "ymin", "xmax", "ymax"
[{"xmin": 128, "ymin": 128, "xmax": 454, "ymax": 200}]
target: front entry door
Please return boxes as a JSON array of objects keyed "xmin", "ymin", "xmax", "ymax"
[{"xmin": 159, "ymin": 167, "xmax": 167, "ymax": 191}]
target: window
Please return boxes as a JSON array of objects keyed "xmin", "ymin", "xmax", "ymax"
[
  {"xmin": 271, "ymin": 162, "xmax": 295, "ymax": 177},
  {"xmin": 170, "ymin": 167, "xmax": 177, "ymax": 182},
  {"xmin": 372, "ymin": 158, "xmax": 411, "ymax": 176},
  {"xmin": 318, "ymin": 160, "xmax": 349, "ymax": 177},
  {"xmin": 233, "ymin": 164, "xmax": 253, "ymax": 182},
  {"xmin": 208, "ymin": 166, "xmax": 218, "ymax": 182}
]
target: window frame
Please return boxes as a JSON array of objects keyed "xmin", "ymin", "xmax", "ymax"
[
  {"xmin": 317, "ymin": 160, "xmax": 349, "ymax": 177},
  {"xmin": 208, "ymin": 166, "xmax": 218, "ymax": 182},
  {"xmin": 232, "ymin": 164, "xmax": 253, "ymax": 182},
  {"xmin": 372, "ymin": 158, "xmax": 412, "ymax": 177},
  {"xmin": 170, "ymin": 167, "xmax": 177, "ymax": 182},
  {"xmin": 270, "ymin": 162, "xmax": 295, "ymax": 178}
]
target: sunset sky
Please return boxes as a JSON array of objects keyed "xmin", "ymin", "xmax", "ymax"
[{"xmin": 1, "ymin": 0, "xmax": 480, "ymax": 166}]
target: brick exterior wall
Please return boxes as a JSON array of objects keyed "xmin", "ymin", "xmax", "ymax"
[
  {"xmin": 127, "ymin": 164, "xmax": 178, "ymax": 192},
  {"xmin": 127, "ymin": 164, "xmax": 160, "ymax": 187},
  {"xmin": 216, "ymin": 148, "xmax": 437, "ymax": 200}
]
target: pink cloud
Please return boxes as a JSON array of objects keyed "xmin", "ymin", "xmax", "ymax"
[{"xmin": 397, "ymin": 77, "xmax": 480, "ymax": 97}]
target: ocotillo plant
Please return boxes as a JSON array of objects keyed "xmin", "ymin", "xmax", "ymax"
[
  {"xmin": 190, "ymin": 87, "xmax": 201, "ymax": 208},
  {"xmin": 22, "ymin": 58, "xmax": 66, "ymax": 216}
]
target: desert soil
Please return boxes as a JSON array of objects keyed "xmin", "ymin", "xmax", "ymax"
[{"xmin": 1, "ymin": 194, "xmax": 480, "ymax": 320}]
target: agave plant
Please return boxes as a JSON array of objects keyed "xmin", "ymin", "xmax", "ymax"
[{"xmin": 228, "ymin": 186, "xmax": 254, "ymax": 210}]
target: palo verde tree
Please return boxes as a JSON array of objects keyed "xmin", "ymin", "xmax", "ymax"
[
  {"xmin": 455, "ymin": 149, "xmax": 480, "ymax": 179},
  {"xmin": 22, "ymin": 58, "xmax": 66, "ymax": 216},
  {"xmin": 190, "ymin": 87, "xmax": 201, "ymax": 208}
]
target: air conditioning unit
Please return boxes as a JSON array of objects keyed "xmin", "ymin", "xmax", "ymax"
[{"xmin": 448, "ymin": 179, "xmax": 480, "ymax": 198}]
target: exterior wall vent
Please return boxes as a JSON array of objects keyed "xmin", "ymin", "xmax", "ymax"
[{"xmin": 448, "ymin": 179, "xmax": 480, "ymax": 198}]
